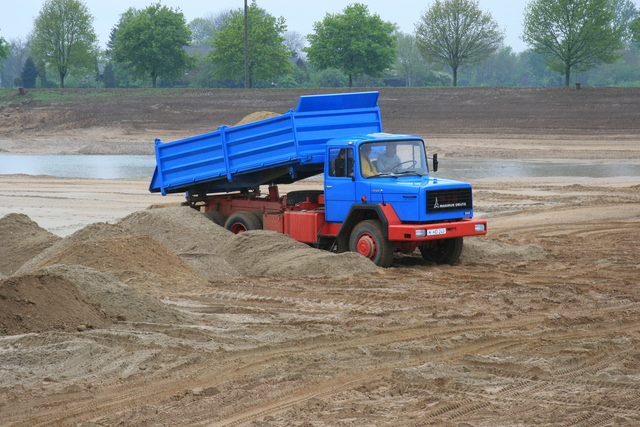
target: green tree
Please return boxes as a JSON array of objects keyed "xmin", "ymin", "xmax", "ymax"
[
  {"xmin": 0, "ymin": 32, "xmax": 11, "ymax": 85},
  {"xmin": 394, "ymin": 33, "xmax": 430, "ymax": 87},
  {"xmin": 0, "ymin": 33, "xmax": 9, "ymax": 69},
  {"xmin": 207, "ymin": 1, "xmax": 293, "ymax": 87},
  {"xmin": 103, "ymin": 62, "xmax": 116, "ymax": 88},
  {"xmin": 310, "ymin": 67, "xmax": 349, "ymax": 87},
  {"xmin": 415, "ymin": 0, "xmax": 504, "ymax": 87},
  {"xmin": 631, "ymin": 17, "xmax": 640, "ymax": 44},
  {"xmin": 477, "ymin": 47, "xmax": 524, "ymax": 86},
  {"xmin": 522, "ymin": 0, "xmax": 624, "ymax": 86},
  {"xmin": 30, "ymin": 0, "xmax": 97, "ymax": 88},
  {"xmin": 305, "ymin": 3, "xmax": 397, "ymax": 88},
  {"xmin": 21, "ymin": 57, "xmax": 38, "ymax": 88},
  {"xmin": 112, "ymin": 3, "xmax": 195, "ymax": 88}
]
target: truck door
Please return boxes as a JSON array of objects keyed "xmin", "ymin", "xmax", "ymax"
[{"xmin": 325, "ymin": 147, "xmax": 356, "ymax": 222}]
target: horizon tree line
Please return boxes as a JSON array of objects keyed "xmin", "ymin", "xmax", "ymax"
[{"xmin": 1, "ymin": 0, "xmax": 640, "ymax": 89}]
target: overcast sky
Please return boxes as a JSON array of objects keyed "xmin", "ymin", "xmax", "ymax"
[{"xmin": 2, "ymin": 0, "xmax": 639, "ymax": 54}]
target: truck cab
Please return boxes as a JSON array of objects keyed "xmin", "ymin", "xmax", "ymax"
[
  {"xmin": 322, "ymin": 134, "xmax": 485, "ymax": 267},
  {"xmin": 325, "ymin": 134, "xmax": 430, "ymax": 222}
]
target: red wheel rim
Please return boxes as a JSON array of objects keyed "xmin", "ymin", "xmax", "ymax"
[
  {"xmin": 356, "ymin": 233, "xmax": 377, "ymax": 260},
  {"xmin": 229, "ymin": 222, "xmax": 248, "ymax": 234}
]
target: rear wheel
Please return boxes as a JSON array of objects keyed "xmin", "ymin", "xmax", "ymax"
[
  {"xmin": 225, "ymin": 211, "xmax": 263, "ymax": 233},
  {"xmin": 203, "ymin": 210, "xmax": 226, "ymax": 226},
  {"xmin": 248, "ymin": 211, "xmax": 263, "ymax": 228},
  {"xmin": 349, "ymin": 220, "xmax": 394, "ymax": 268},
  {"xmin": 420, "ymin": 237, "xmax": 463, "ymax": 265}
]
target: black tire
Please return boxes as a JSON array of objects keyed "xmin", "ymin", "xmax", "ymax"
[
  {"xmin": 248, "ymin": 211, "xmax": 263, "ymax": 227},
  {"xmin": 349, "ymin": 220, "xmax": 395, "ymax": 268},
  {"xmin": 420, "ymin": 237, "xmax": 463, "ymax": 265},
  {"xmin": 203, "ymin": 210, "xmax": 227, "ymax": 226},
  {"xmin": 224, "ymin": 211, "xmax": 263, "ymax": 234}
]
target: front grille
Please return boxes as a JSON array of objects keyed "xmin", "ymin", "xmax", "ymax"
[{"xmin": 426, "ymin": 188, "xmax": 473, "ymax": 214}]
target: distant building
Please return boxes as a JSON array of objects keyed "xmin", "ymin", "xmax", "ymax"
[
  {"xmin": 289, "ymin": 57, "xmax": 307, "ymax": 72},
  {"xmin": 183, "ymin": 45, "xmax": 214, "ymax": 57}
]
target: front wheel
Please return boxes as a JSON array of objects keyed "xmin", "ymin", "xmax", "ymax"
[
  {"xmin": 225, "ymin": 211, "xmax": 263, "ymax": 233},
  {"xmin": 419, "ymin": 237, "xmax": 463, "ymax": 265},
  {"xmin": 349, "ymin": 220, "xmax": 394, "ymax": 268}
]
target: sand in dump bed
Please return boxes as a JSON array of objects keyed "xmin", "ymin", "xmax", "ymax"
[
  {"xmin": 0, "ymin": 273, "xmax": 115, "ymax": 335},
  {"xmin": 233, "ymin": 111, "xmax": 280, "ymax": 127},
  {"xmin": 0, "ymin": 213, "xmax": 62, "ymax": 276},
  {"xmin": 37, "ymin": 264, "xmax": 190, "ymax": 324}
]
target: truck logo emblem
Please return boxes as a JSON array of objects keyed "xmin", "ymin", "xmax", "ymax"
[{"xmin": 434, "ymin": 197, "xmax": 440, "ymax": 209}]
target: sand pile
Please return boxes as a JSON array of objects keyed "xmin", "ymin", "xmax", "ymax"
[
  {"xmin": 36, "ymin": 234, "xmax": 211, "ymax": 296},
  {"xmin": 0, "ymin": 213, "xmax": 61, "ymax": 276},
  {"xmin": 0, "ymin": 206, "xmax": 385, "ymax": 335},
  {"xmin": 117, "ymin": 206, "xmax": 380, "ymax": 278},
  {"xmin": 37, "ymin": 264, "xmax": 190, "ymax": 324},
  {"xmin": 11, "ymin": 206, "xmax": 379, "ymax": 287},
  {"xmin": 116, "ymin": 206, "xmax": 238, "ymax": 280},
  {"xmin": 0, "ymin": 273, "xmax": 116, "ymax": 335},
  {"xmin": 221, "ymin": 230, "xmax": 379, "ymax": 277},
  {"xmin": 16, "ymin": 222, "xmax": 129, "ymax": 275}
]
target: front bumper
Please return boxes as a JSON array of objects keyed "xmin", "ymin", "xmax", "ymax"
[{"xmin": 387, "ymin": 218, "xmax": 487, "ymax": 242}]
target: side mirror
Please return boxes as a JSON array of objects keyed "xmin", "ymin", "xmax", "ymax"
[{"xmin": 432, "ymin": 153, "xmax": 438, "ymax": 172}]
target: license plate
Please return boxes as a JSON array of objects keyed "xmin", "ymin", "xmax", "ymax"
[{"xmin": 427, "ymin": 228, "xmax": 447, "ymax": 236}]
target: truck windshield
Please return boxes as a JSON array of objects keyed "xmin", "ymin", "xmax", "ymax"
[{"xmin": 363, "ymin": 140, "xmax": 429, "ymax": 177}]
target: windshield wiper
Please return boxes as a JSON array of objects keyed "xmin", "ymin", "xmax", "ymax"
[
  {"xmin": 393, "ymin": 170, "xmax": 423, "ymax": 176},
  {"xmin": 371, "ymin": 170, "xmax": 423, "ymax": 178}
]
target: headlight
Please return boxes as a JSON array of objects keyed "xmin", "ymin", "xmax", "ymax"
[
  {"xmin": 475, "ymin": 224, "xmax": 486, "ymax": 233},
  {"xmin": 416, "ymin": 229, "xmax": 427, "ymax": 238}
]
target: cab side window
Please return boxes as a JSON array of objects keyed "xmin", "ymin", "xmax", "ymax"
[{"xmin": 329, "ymin": 148, "xmax": 354, "ymax": 177}]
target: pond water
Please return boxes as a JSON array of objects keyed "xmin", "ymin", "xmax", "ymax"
[
  {"xmin": 0, "ymin": 155, "xmax": 156, "ymax": 179},
  {"xmin": 1, "ymin": 155, "xmax": 640, "ymax": 180},
  {"xmin": 434, "ymin": 158, "xmax": 640, "ymax": 181}
]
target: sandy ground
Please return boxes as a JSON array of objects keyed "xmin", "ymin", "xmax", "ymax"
[
  {"xmin": 2, "ymin": 160, "xmax": 639, "ymax": 426},
  {"xmin": 1, "ymin": 88, "xmax": 640, "ymax": 426}
]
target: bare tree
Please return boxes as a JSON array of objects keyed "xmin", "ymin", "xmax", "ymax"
[
  {"xmin": 189, "ymin": 11, "xmax": 232, "ymax": 44},
  {"xmin": 1, "ymin": 38, "xmax": 29, "ymax": 88},
  {"xmin": 611, "ymin": 0, "xmax": 639, "ymax": 44},
  {"xmin": 283, "ymin": 31, "xmax": 306, "ymax": 59}
]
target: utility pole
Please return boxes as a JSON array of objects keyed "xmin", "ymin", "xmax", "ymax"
[{"xmin": 244, "ymin": 0, "xmax": 250, "ymax": 88}]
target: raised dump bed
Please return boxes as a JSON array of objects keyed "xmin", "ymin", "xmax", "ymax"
[{"xmin": 149, "ymin": 91, "xmax": 383, "ymax": 195}]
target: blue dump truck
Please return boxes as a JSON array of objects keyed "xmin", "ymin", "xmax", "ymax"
[{"xmin": 150, "ymin": 91, "xmax": 487, "ymax": 267}]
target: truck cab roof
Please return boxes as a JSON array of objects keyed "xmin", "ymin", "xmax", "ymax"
[{"xmin": 327, "ymin": 132, "xmax": 423, "ymax": 147}]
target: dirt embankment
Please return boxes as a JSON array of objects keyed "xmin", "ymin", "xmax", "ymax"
[{"xmin": 1, "ymin": 87, "xmax": 639, "ymax": 158}]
